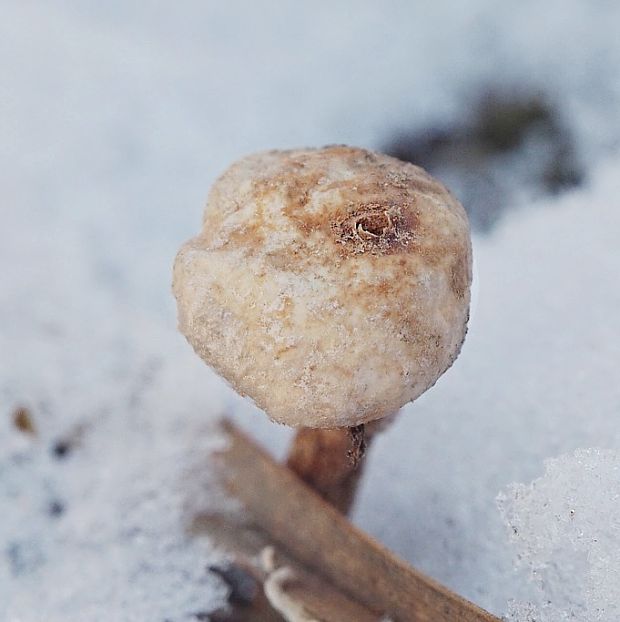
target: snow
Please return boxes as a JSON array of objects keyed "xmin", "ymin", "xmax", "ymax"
[
  {"xmin": 499, "ymin": 449, "xmax": 620, "ymax": 621},
  {"xmin": 1, "ymin": 1, "xmax": 619, "ymax": 620}
]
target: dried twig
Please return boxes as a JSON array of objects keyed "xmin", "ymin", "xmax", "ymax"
[{"xmin": 213, "ymin": 420, "xmax": 501, "ymax": 622}]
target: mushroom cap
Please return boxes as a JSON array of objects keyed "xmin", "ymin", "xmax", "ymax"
[{"xmin": 173, "ymin": 146, "xmax": 472, "ymax": 428}]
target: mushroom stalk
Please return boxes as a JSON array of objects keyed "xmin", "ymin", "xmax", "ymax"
[{"xmin": 286, "ymin": 424, "xmax": 373, "ymax": 514}]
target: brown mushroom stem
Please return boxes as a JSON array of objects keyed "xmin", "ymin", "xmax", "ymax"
[{"xmin": 286, "ymin": 424, "xmax": 374, "ymax": 514}]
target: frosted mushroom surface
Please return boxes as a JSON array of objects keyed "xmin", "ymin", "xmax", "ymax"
[{"xmin": 173, "ymin": 146, "xmax": 472, "ymax": 428}]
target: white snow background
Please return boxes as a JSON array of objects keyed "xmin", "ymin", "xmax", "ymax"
[{"xmin": 1, "ymin": 1, "xmax": 619, "ymax": 620}]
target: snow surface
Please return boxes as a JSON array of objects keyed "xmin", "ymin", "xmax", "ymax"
[
  {"xmin": 499, "ymin": 449, "xmax": 620, "ymax": 621},
  {"xmin": 1, "ymin": 1, "xmax": 619, "ymax": 620}
]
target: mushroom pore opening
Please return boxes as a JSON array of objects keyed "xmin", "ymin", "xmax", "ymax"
[{"xmin": 355, "ymin": 212, "xmax": 392, "ymax": 238}]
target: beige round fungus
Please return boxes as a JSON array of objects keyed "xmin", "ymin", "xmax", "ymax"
[{"xmin": 173, "ymin": 146, "xmax": 472, "ymax": 428}]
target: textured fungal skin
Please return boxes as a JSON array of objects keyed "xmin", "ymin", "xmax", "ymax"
[{"xmin": 173, "ymin": 146, "xmax": 472, "ymax": 428}]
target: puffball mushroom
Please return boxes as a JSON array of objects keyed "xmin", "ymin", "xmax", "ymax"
[
  {"xmin": 173, "ymin": 146, "xmax": 472, "ymax": 428},
  {"xmin": 173, "ymin": 146, "xmax": 471, "ymax": 512}
]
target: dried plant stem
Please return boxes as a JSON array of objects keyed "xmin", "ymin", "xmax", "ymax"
[
  {"xmin": 215, "ymin": 420, "xmax": 500, "ymax": 622},
  {"xmin": 286, "ymin": 424, "xmax": 371, "ymax": 514}
]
